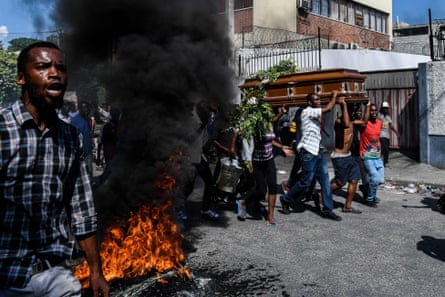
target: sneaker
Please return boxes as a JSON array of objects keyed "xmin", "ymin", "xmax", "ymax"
[
  {"xmin": 321, "ymin": 211, "xmax": 342, "ymax": 221},
  {"xmin": 281, "ymin": 181, "xmax": 290, "ymax": 194},
  {"xmin": 280, "ymin": 195, "xmax": 291, "ymax": 215},
  {"xmin": 364, "ymin": 200, "xmax": 378, "ymax": 208},
  {"xmin": 201, "ymin": 209, "xmax": 220, "ymax": 221}
]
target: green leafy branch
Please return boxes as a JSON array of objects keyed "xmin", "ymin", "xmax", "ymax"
[{"xmin": 231, "ymin": 58, "xmax": 299, "ymax": 140}]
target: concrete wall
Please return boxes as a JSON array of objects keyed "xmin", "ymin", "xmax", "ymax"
[
  {"xmin": 418, "ymin": 61, "xmax": 445, "ymax": 168},
  {"xmin": 392, "ymin": 35, "xmax": 430, "ymax": 56},
  {"xmin": 254, "ymin": 0, "xmax": 296, "ymax": 32}
]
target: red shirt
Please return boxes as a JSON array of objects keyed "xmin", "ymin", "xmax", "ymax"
[{"xmin": 359, "ymin": 119, "xmax": 382, "ymax": 160}]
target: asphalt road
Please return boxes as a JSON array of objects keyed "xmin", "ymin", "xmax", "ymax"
[{"xmin": 174, "ymin": 155, "xmax": 445, "ymax": 297}]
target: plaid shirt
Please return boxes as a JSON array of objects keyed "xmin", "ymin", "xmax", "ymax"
[{"xmin": 0, "ymin": 100, "xmax": 97, "ymax": 288}]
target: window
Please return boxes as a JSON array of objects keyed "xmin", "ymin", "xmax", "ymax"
[
  {"xmin": 363, "ymin": 7, "xmax": 369, "ymax": 28},
  {"xmin": 330, "ymin": 0, "xmax": 339, "ymax": 20},
  {"xmin": 235, "ymin": 0, "xmax": 252, "ymax": 10},
  {"xmin": 339, "ymin": 0, "xmax": 347, "ymax": 22},
  {"xmin": 321, "ymin": 0, "xmax": 329, "ymax": 17},
  {"xmin": 355, "ymin": 7, "xmax": 363, "ymax": 26},
  {"xmin": 382, "ymin": 16, "xmax": 387, "ymax": 34},
  {"xmin": 370, "ymin": 11, "xmax": 376, "ymax": 31},
  {"xmin": 313, "ymin": 0, "xmax": 321, "ymax": 15},
  {"xmin": 347, "ymin": 2, "xmax": 354, "ymax": 25}
]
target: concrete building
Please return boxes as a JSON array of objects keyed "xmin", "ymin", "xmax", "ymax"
[
  {"xmin": 222, "ymin": 0, "xmax": 392, "ymax": 50},
  {"xmin": 392, "ymin": 21, "xmax": 445, "ymax": 61}
]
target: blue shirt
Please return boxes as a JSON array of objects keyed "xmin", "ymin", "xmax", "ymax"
[
  {"xmin": 69, "ymin": 112, "xmax": 93, "ymax": 157},
  {"xmin": 0, "ymin": 100, "xmax": 97, "ymax": 288}
]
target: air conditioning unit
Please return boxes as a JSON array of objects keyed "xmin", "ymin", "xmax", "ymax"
[
  {"xmin": 298, "ymin": 0, "xmax": 312, "ymax": 11},
  {"xmin": 348, "ymin": 42, "xmax": 359, "ymax": 49},
  {"xmin": 332, "ymin": 42, "xmax": 346, "ymax": 49}
]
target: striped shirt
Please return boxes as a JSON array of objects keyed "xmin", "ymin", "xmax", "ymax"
[
  {"xmin": 0, "ymin": 100, "xmax": 97, "ymax": 288},
  {"xmin": 297, "ymin": 106, "xmax": 322, "ymax": 155},
  {"xmin": 253, "ymin": 131, "xmax": 276, "ymax": 161}
]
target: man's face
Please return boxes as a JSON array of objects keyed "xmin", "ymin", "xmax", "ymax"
[
  {"xmin": 309, "ymin": 94, "xmax": 321, "ymax": 107},
  {"xmin": 370, "ymin": 105, "xmax": 378, "ymax": 120},
  {"xmin": 17, "ymin": 47, "xmax": 67, "ymax": 110}
]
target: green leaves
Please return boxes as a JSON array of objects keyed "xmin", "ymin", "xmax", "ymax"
[
  {"xmin": 254, "ymin": 58, "xmax": 298, "ymax": 82},
  {"xmin": 232, "ymin": 58, "xmax": 298, "ymax": 140},
  {"xmin": 0, "ymin": 49, "xmax": 20, "ymax": 105}
]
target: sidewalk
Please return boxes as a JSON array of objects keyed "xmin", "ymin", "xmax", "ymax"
[{"xmin": 275, "ymin": 150, "xmax": 445, "ymax": 189}]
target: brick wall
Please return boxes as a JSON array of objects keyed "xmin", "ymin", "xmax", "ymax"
[
  {"xmin": 234, "ymin": 8, "xmax": 253, "ymax": 33},
  {"xmin": 297, "ymin": 14, "xmax": 390, "ymax": 50}
]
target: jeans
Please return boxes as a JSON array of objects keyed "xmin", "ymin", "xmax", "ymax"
[
  {"xmin": 0, "ymin": 265, "xmax": 82, "ymax": 297},
  {"xmin": 286, "ymin": 149, "xmax": 334, "ymax": 211},
  {"xmin": 363, "ymin": 158, "xmax": 385, "ymax": 201},
  {"xmin": 380, "ymin": 137, "xmax": 390, "ymax": 165}
]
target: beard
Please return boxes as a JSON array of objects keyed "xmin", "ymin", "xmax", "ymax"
[{"xmin": 26, "ymin": 83, "xmax": 64, "ymax": 125}]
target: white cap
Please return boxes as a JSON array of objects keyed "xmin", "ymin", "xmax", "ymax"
[{"xmin": 382, "ymin": 101, "xmax": 389, "ymax": 108}]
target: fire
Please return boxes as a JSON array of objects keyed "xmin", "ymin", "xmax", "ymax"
[{"xmin": 75, "ymin": 171, "xmax": 189, "ymax": 287}]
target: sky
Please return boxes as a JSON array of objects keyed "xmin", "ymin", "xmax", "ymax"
[{"xmin": 1, "ymin": 0, "xmax": 445, "ymax": 48}]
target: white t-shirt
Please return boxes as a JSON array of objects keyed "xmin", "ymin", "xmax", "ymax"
[{"xmin": 297, "ymin": 106, "xmax": 322, "ymax": 155}]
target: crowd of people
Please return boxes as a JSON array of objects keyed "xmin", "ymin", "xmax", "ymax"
[
  {"xmin": 182, "ymin": 88, "xmax": 400, "ymax": 227},
  {"xmin": 0, "ymin": 40, "xmax": 400, "ymax": 296}
]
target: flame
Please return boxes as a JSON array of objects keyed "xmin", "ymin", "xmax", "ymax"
[{"xmin": 75, "ymin": 169, "xmax": 189, "ymax": 287}]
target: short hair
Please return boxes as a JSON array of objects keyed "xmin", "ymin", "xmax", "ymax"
[
  {"xmin": 17, "ymin": 41, "xmax": 61, "ymax": 74},
  {"xmin": 306, "ymin": 93, "xmax": 317, "ymax": 103}
]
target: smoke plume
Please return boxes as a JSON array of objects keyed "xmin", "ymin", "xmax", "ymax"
[{"xmin": 26, "ymin": 0, "xmax": 235, "ymax": 226}]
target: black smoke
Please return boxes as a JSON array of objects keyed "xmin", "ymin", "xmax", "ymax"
[{"xmin": 26, "ymin": 0, "xmax": 235, "ymax": 226}]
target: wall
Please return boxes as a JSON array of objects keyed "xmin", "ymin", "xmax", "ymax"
[
  {"xmin": 297, "ymin": 14, "xmax": 390, "ymax": 50},
  {"xmin": 392, "ymin": 35, "xmax": 430, "ymax": 56},
  {"xmin": 418, "ymin": 61, "xmax": 445, "ymax": 168},
  {"xmin": 254, "ymin": 0, "xmax": 296, "ymax": 32}
]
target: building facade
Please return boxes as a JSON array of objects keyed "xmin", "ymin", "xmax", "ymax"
[
  {"xmin": 224, "ymin": 0, "xmax": 391, "ymax": 50},
  {"xmin": 392, "ymin": 21, "xmax": 445, "ymax": 61}
]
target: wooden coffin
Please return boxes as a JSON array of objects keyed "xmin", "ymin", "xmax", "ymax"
[{"xmin": 240, "ymin": 68, "xmax": 368, "ymax": 107}]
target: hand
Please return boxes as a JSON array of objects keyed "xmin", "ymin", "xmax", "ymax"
[
  {"xmin": 90, "ymin": 273, "xmax": 109, "ymax": 297},
  {"xmin": 282, "ymin": 146, "xmax": 295, "ymax": 157},
  {"xmin": 332, "ymin": 90, "xmax": 339, "ymax": 97},
  {"xmin": 337, "ymin": 96, "xmax": 346, "ymax": 104}
]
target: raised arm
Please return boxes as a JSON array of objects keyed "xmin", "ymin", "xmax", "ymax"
[
  {"xmin": 322, "ymin": 90, "xmax": 339, "ymax": 114},
  {"xmin": 338, "ymin": 96, "xmax": 350, "ymax": 127}
]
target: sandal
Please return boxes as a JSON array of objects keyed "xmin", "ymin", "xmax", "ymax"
[
  {"xmin": 236, "ymin": 200, "xmax": 247, "ymax": 221},
  {"xmin": 342, "ymin": 207, "xmax": 362, "ymax": 214}
]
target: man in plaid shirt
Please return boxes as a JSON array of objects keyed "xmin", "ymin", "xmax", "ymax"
[{"xmin": 0, "ymin": 42, "xmax": 109, "ymax": 296}]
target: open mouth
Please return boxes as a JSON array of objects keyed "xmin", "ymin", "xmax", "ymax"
[{"xmin": 46, "ymin": 83, "xmax": 65, "ymax": 96}]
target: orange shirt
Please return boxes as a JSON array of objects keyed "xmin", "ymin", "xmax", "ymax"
[{"xmin": 359, "ymin": 119, "xmax": 382, "ymax": 160}]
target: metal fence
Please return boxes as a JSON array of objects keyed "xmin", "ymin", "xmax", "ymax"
[
  {"xmin": 236, "ymin": 37, "xmax": 321, "ymax": 77},
  {"xmin": 235, "ymin": 26, "xmax": 322, "ymax": 78}
]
